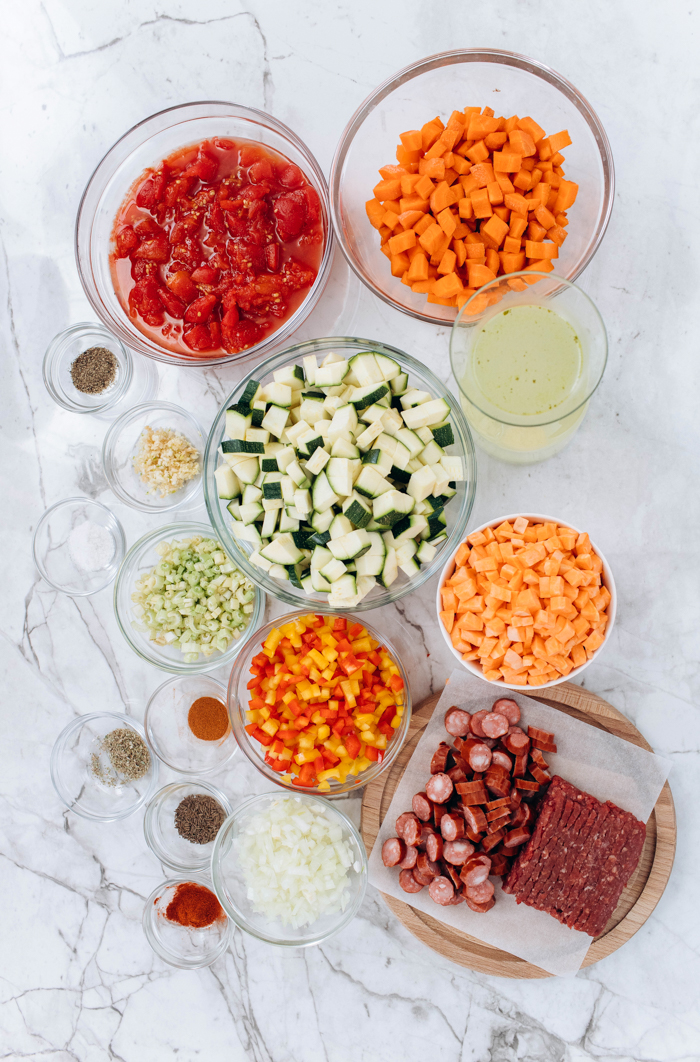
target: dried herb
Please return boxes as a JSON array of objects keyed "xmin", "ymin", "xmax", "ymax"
[
  {"xmin": 90, "ymin": 727, "xmax": 151, "ymax": 786},
  {"xmin": 70, "ymin": 346, "xmax": 117, "ymax": 394},
  {"xmin": 174, "ymin": 793, "xmax": 226, "ymax": 845}
]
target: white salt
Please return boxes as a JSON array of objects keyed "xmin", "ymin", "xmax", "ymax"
[{"xmin": 68, "ymin": 520, "xmax": 115, "ymax": 571}]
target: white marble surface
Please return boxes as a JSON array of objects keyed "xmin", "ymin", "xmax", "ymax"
[{"xmin": 2, "ymin": 2, "xmax": 699, "ymax": 1059}]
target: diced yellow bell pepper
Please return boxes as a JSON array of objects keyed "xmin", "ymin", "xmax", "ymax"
[
  {"xmin": 317, "ymin": 767, "xmax": 340, "ymax": 782},
  {"xmin": 317, "ymin": 724, "xmax": 331, "ymax": 741},
  {"xmin": 316, "ymin": 780, "xmax": 331, "ymax": 791},
  {"xmin": 259, "ymin": 706, "xmax": 271, "ymax": 721},
  {"xmin": 264, "ymin": 628, "xmax": 283, "ymax": 653},
  {"xmin": 261, "ymin": 718, "xmax": 279, "ymax": 737}
]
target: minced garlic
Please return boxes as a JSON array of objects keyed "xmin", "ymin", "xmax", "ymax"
[{"xmin": 132, "ymin": 425, "xmax": 200, "ymax": 497}]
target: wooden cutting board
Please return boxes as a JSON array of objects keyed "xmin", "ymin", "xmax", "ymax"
[{"xmin": 360, "ymin": 682, "xmax": 676, "ymax": 979}]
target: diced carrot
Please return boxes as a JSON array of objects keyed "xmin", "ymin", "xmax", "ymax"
[
  {"xmin": 421, "ymin": 118, "xmax": 444, "ymax": 152},
  {"xmin": 406, "ymin": 250, "xmax": 429, "ymax": 282},
  {"xmin": 517, "ymin": 116, "xmax": 545, "ymax": 142},
  {"xmin": 399, "ymin": 195, "xmax": 429, "ymax": 213},
  {"xmin": 466, "ymin": 139, "xmax": 490, "ymax": 164},
  {"xmin": 388, "ymin": 229, "xmax": 416, "ymax": 255},
  {"xmin": 547, "ymin": 225, "xmax": 568, "ymax": 247},
  {"xmin": 467, "ymin": 262, "xmax": 497, "ymax": 288},
  {"xmin": 373, "ymin": 178, "xmax": 402, "ymax": 201},
  {"xmin": 418, "ymin": 222, "xmax": 447, "ymax": 257},
  {"xmin": 493, "ymin": 152, "xmax": 522, "ymax": 173},
  {"xmin": 503, "ymin": 235, "xmax": 521, "ymax": 254},
  {"xmin": 481, "ymin": 214, "xmax": 509, "ymax": 247},
  {"xmin": 429, "ymin": 181, "xmax": 456, "ymax": 214},
  {"xmin": 378, "ymin": 164, "xmax": 409, "ymax": 181},
  {"xmin": 465, "ymin": 240, "xmax": 486, "ymax": 259},
  {"xmin": 390, "ymin": 252, "xmax": 409, "ymax": 277},
  {"xmin": 453, "ymin": 238, "xmax": 467, "ymax": 267},
  {"xmin": 513, "ymin": 169, "xmax": 532, "ymax": 192},
  {"xmin": 507, "ymin": 129, "xmax": 536, "ymax": 156},
  {"xmin": 470, "ymin": 188, "xmax": 493, "ymax": 219},
  {"xmin": 411, "ymin": 280, "xmax": 433, "ymax": 294},
  {"xmin": 527, "ymin": 221, "xmax": 547, "ymax": 242},
  {"xmin": 525, "ymin": 240, "xmax": 558, "ymax": 259},
  {"xmin": 534, "ymin": 205, "xmax": 557, "ymax": 230},
  {"xmin": 485, "ymin": 248, "xmax": 500, "ymax": 274},
  {"xmin": 499, "ymin": 252, "xmax": 526, "ymax": 274},
  {"xmin": 418, "ymin": 157, "xmax": 445, "ymax": 180},
  {"xmin": 467, "ymin": 115, "xmax": 500, "ymax": 140},
  {"xmin": 381, "ymin": 210, "xmax": 402, "ymax": 232},
  {"xmin": 437, "ymin": 248, "xmax": 457, "ymax": 274},
  {"xmin": 432, "ymin": 272, "xmax": 463, "ymax": 298},
  {"xmin": 548, "ymin": 130, "xmax": 572, "ymax": 153},
  {"xmin": 399, "ymin": 129, "xmax": 423, "ymax": 151},
  {"xmin": 554, "ymin": 180, "xmax": 578, "ymax": 213},
  {"xmin": 470, "ymin": 162, "xmax": 496, "ymax": 187}
]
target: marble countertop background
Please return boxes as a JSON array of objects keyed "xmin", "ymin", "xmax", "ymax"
[{"xmin": 2, "ymin": 1, "xmax": 699, "ymax": 1059}]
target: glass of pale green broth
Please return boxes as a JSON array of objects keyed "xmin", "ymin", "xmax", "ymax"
[{"xmin": 449, "ymin": 272, "xmax": 607, "ymax": 464}]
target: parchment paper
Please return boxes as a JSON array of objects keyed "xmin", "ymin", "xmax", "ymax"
[{"xmin": 367, "ymin": 670, "xmax": 672, "ymax": 976}]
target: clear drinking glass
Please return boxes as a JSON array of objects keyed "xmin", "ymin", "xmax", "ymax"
[{"xmin": 449, "ymin": 272, "xmax": 607, "ymax": 464}]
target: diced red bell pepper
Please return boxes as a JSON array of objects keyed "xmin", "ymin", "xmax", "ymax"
[
  {"xmin": 365, "ymin": 746, "xmax": 381, "ymax": 762},
  {"xmin": 293, "ymin": 762, "xmax": 317, "ymax": 787},
  {"xmin": 348, "ymin": 623, "xmax": 364, "ymax": 639},
  {"xmin": 389, "ymin": 674, "xmax": 404, "ymax": 692},
  {"xmin": 333, "ymin": 617, "xmax": 347, "ymax": 633},
  {"xmin": 252, "ymin": 726, "xmax": 273, "ymax": 747},
  {"xmin": 344, "ymin": 733, "xmax": 361, "ymax": 760}
]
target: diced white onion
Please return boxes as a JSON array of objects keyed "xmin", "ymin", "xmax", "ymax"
[{"xmin": 235, "ymin": 798, "xmax": 356, "ymax": 929}]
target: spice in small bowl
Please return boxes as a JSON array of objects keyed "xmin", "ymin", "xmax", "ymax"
[
  {"xmin": 70, "ymin": 346, "xmax": 118, "ymax": 395},
  {"xmin": 143, "ymin": 780, "xmax": 233, "ymax": 873},
  {"xmin": 132, "ymin": 425, "xmax": 200, "ymax": 498},
  {"xmin": 174, "ymin": 793, "xmax": 226, "ymax": 845},
  {"xmin": 91, "ymin": 727, "xmax": 151, "ymax": 787},
  {"xmin": 144, "ymin": 676, "xmax": 237, "ymax": 776},
  {"xmin": 188, "ymin": 696, "xmax": 229, "ymax": 742},
  {"xmin": 143, "ymin": 875, "xmax": 231, "ymax": 969}
]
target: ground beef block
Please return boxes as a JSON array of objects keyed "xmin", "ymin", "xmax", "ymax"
[{"xmin": 502, "ymin": 776, "xmax": 646, "ymax": 937}]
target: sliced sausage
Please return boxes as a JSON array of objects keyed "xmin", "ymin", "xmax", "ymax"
[
  {"xmin": 428, "ymin": 876, "xmax": 455, "ymax": 906},
  {"xmin": 395, "ymin": 812, "xmax": 421, "ymax": 847},
  {"xmin": 440, "ymin": 812, "xmax": 465, "ymax": 842},
  {"xmin": 466, "ymin": 879, "xmax": 495, "ymax": 905},
  {"xmin": 462, "ymin": 805, "xmax": 487, "ymax": 834},
  {"xmin": 399, "ymin": 868, "xmax": 424, "ymax": 893},
  {"xmin": 448, "ymin": 891, "xmax": 466, "ymax": 905},
  {"xmin": 504, "ymin": 728, "xmax": 530, "ymax": 753},
  {"xmin": 468, "ymin": 742, "xmax": 492, "ymax": 772},
  {"xmin": 432, "ymin": 803, "xmax": 446, "ymax": 829},
  {"xmin": 443, "ymin": 839, "xmax": 474, "ymax": 865},
  {"xmin": 513, "ymin": 751, "xmax": 529, "ymax": 778},
  {"xmin": 488, "ymin": 854, "xmax": 510, "ymax": 876},
  {"xmin": 491, "ymin": 697, "xmax": 521, "ymax": 724},
  {"xmin": 469, "ymin": 709, "xmax": 489, "ymax": 737},
  {"xmin": 444, "ymin": 862, "xmax": 463, "ymax": 889},
  {"xmin": 412, "ymin": 865, "xmax": 435, "ymax": 886},
  {"xmin": 416, "ymin": 851, "xmax": 440, "ymax": 878},
  {"xmin": 465, "ymin": 893, "xmax": 495, "ymax": 913},
  {"xmin": 527, "ymin": 725, "xmax": 555, "ymax": 744},
  {"xmin": 425, "ymin": 772, "xmax": 454, "ymax": 804},
  {"xmin": 430, "ymin": 742, "xmax": 451, "ymax": 774},
  {"xmin": 460, "ymin": 856, "xmax": 491, "ymax": 887},
  {"xmin": 485, "ymin": 771, "xmax": 511, "ymax": 799},
  {"xmin": 425, "ymin": 831, "xmax": 444, "ymax": 863},
  {"xmin": 447, "ymin": 765, "xmax": 467, "ymax": 785},
  {"xmin": 491, "ymin": 749, "xmax": 513, "ymax": 771},
  {"xmin": 481, "ymin": 712, "xmax": 510, "ymax": 739},
  {"xmin": 444, "ymin": 707, "xmax": 472, "ymax": 737},
  {"xmin": 381, "ymin": 838, "xmax": 406, "ymax": 867},
  {"xmin": 503, "ymin": 827, "xmax": 531, "ymax": 849},
  {"xmin": 412, "ymin": 792, "xmax": 433, "ymax": 822},
  {"xmin": 398, "ymin": 844, "xmax": 418, "ymax": 869}
]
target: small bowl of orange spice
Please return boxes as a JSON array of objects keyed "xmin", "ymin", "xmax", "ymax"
[
  {"xmin": 144, "ymin": 676, "xmax": 236, "ymax": 775},
  {"xmin": 436, "ymin": 514, "xmax": 616, "ymax": 689}
]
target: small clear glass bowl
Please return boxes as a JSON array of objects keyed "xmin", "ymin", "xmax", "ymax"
[
  {"xmin": 144, "ymin": 780, "xmax": 233, "ymax": 873},
  {"xmin": 51, "ymin": 712, "xmax": 159, "ymax": 821},
  {"xmin": 102, "ymin": 401, "xmax": 204, "ymax": 513},
  {"xmin": 143, "ymin": 874, "xmax": 231, "ymax": 969},
  {"xmin": 227, "ymin": 609, "xmax": 411, "ymax": 796},
  {"xmin": 33, "ymin": 497, "xmax": 125, "ymax": 596},
  {"xmin": 330, "ymin": 48, "xmax": 614, "ymax": 326},
  {"xmin": 42, "ymin": 322, "xmax": 133, "ymax": 414},
  {"xmin": 144, "ymin": 676, "xmax": 237, "ymax": 775},
  {"xmin": 203, "ymin": 336, "xmax": 477, "ymax": 611},
  {"xmin": 75, "ymin": 101, "xmax": 333, "ymax": 368},
  {"xmin": 435, "ymin": 512, "xmax": 617, "ymax": 689},
  {"xmin": 211, "ymin": 792, "xmax": 368, "ymax": 947},
  {"xmin": 113, "ymin": 521, "xmax": 263, "ymax": 674}
]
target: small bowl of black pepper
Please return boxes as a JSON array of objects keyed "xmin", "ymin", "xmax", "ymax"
[
  {"xmin": 43, "ymin": 322, "xmax": 134, "ymax": 415},
  {"xmin": 143, "ymin": 780, "xmax": 232, "ymax": 874},
  {"xmin": 50, "ymin": 712, "xmax": 159, "ymax": 821}
]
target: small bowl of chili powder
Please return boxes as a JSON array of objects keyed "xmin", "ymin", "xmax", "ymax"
[
  {"xmin": 144, "ymin": 780, "xmax": 232, "ymax": 874},
  {"xmin": 144, "ymin": 676, "xmax": 236, "ymax": 775},
  {"xmin": 143, "ymin": 875, "xmax": 231, "ymax": 969}
]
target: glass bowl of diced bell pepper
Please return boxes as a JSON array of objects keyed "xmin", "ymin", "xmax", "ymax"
[
  {"xmin": 227, "ymin": 609, "xmax": 411, "ymax": 795},
  {"xmin": 203, "ymin": 336, "xmax": 476, "ymax": 612}
]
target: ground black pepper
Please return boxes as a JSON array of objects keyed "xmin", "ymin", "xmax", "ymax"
[
  {"xmin": 70, "ymin": 346, "xmax": 117, "ymax": 394},
  {"xmin": 174, "ymin": 794, "xmax": 226, "ymax": 845}
]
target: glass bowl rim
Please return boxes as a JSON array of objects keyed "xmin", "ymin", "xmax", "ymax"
[
  {"xmin": 210, "ymin": 789, "xmax": 368, "ymax": 946},
  {"xmin": 142, "ymin": 871, "xmax": 232, "ymax": 968},
  {"xmin": 449, "ymin": 270, "xmax": 609, "ymax": 427},
  {"xmin": 144, "ymin": 674, "xmax": 236, "ymax": 774},
  {"xmin": 226, "ymin": 606, "xmax": 412, "ymax": 796},
  {"xmin": 203, "ymin": 334, "xmax": 477, "ymax": 611},
  {"xmin": 329, "ymin": 47, "xmax": 615, "ymax": 325},
  {"xmin": 435, "ymin": 511, "xmax": 617, "ymax": 689},
  {"xmin": 113, "ymin": 518, "xmax": 264, "ymax": 674},
  {"xmin": 32, "ymin": 496, "xmax": 126, "ymax": 597},
  {"xmin": 74, "ymin": 99, "xmax": 334, "ymax": 369},
  {"xmin": 143, "ymin": 778, "xmax": 234, "ymax": 872},
  {"xmin": 50, "ymin": 710, "xmax": 159, "ymax": 820},
  {"xmin": 101, "ymin": 399, "xmax": 206, "ymax": 513},
  {"xmin": 42, "ymin": 321, "xmax": 133, "ymax": 414}
]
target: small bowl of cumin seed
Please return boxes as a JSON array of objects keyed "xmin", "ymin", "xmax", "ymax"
[
  {"xmin": 43, "ymin": 322, "xmax": 134, "ymax": 415},
  {"xmin": 144, "ymin": 780, "xmax": 233, "ymax": 874},
  {"xmin": 50, "ymin": 712, "xmax": 159, "ymax": 821}
]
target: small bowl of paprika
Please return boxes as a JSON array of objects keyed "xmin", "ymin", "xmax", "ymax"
[
  {"xmin": 144, "ymin": 676, "xmax": 236, "ymax": 776},
  {"xmin": 143, "ymin": 875, "xmax": 231, "ymax": 969}
]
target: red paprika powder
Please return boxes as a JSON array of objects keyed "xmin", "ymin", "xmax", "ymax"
[
  {"xmin": 163, "ymin": 881, "xmax": 224, "ymax": 928},
  {"xmin": 188, "ymin": 697, "xmax": 229, "ymax": 742}
]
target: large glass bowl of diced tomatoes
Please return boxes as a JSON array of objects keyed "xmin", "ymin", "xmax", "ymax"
[
  {"xmin": 76, "ymin": 101, "xmax": 333, "ymax": 367},
  {"xmin": 330, "ymin": 49, "xmax": 614, "ymax": 325},
  {"xmin": 227, "ymin": 610, "xmax": 411, "ymax": 795}
]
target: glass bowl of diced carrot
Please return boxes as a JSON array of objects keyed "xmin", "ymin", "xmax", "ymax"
[
  {"xmin": 227, "ymin": 609, "xmax": 412, "ymax": 795},
  {"xmin": 435, "ymin": 514, "xmax": 616, "ymax": 689},
  {"xmin": 330, "ymin": 48, "xmax": 614, "ymax": 325}
]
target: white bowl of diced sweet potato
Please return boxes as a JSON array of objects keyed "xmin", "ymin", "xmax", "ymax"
[{"xmin": 435, "ymin": 513, "xmax": 616, "ymax": 689}]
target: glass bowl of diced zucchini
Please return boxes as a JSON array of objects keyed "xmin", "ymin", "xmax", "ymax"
[
  {"xmin": 203, "ymin": 337, "xmax": 477, "ymax": 610},
  {"xmin": 113, "ymin": 521, "xmax": 264, "ymax": 674}
]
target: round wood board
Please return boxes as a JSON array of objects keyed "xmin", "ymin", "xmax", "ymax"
[{"xmin": 361, "ymin": 683, "xmax": 676, "ymax": 979}]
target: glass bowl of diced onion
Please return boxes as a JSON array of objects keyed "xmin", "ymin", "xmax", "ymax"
[
  {"xmin": 211, "ymin": 791, "xmax": 368, "ymax": 947},
  {"xmin": 203, "ymin": 336, "xmax": 476, "ymax": 612},
  {"xmin": 227, "ymin": 609, "xmax": 411, "ymax": 796},
  {"xmin": 113, "ymin": 521, "xmax": 263, "ymax": 674},
  {"xmin": 329, "ymin": 49, "xmax": 614, "ymax": 326}
]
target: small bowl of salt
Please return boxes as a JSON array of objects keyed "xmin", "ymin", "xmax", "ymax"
[{"xmin": 32, "ymin": 497, "xmax": 125, "ymax": 596}]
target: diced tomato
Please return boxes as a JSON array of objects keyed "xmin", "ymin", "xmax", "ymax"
[
  {"xmin": 273, "ymin": 192, "xmax": 306, "ymax": 241},
  {"xmin": 115, "ymin": 225, "xmax": 139, "ymax": 258},
  {"xmin": 265, "ymin": 243, "xmax": 280, "ymax": 272},
  {"xmin": 249, "ymin": 159, "xmax": 275, "ymax": 183},
  {"xmin": 182, "ymin": 148, "xmax": 218, "ymax": 183},
  {"xmin": 190, "ymin": 265, "xmax": 219, "ymax": 284},
  {"xmin": 136, "ymin": 169, "xmax": 167, "ymax": 210},
  {"xmin": 157, "ymin": 287, "xmax": 186, "ymax": 319},
  {"xmin": 278, "ymin": 163, "xmax": 304, "ymax": 188},
  {"xmin": 182, "ymin": 324, "xmax": 215, "ymax": 351},
  {"xmin": 133, "ymin": 235, "xmax": 170, "ymax": 262},
  {"xmin": 166, "ymin": 270, "xmax": 198, "ymax": 302}
]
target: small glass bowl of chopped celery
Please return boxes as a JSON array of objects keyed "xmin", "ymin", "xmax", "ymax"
[
  {"xmin": 102, "ymin": 401, "xmax": 205, "ymax": 513},
  {"xmin": 114, "ymin": 522, "xmax": 263, "ymax": 674},
  {"xmin": 211, "ymin": 792, "xmax": 367, "ymax": 947}
]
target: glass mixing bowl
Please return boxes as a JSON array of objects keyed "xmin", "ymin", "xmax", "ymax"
[
  {"xmin": 330, "ymin": 49, "xmax": 614, "ymax": 325},
  {"xmin": 203, "ymin": 336, "xmax": 476, "ymax": 611},
  {"xmin": 76, "ymin": 101, "xmax": 333, "ymax": 368}
]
